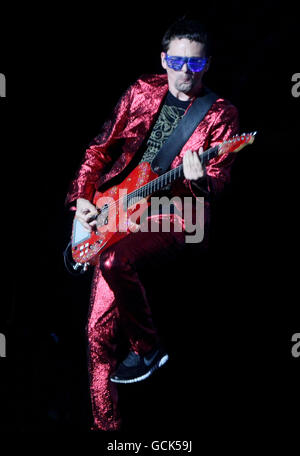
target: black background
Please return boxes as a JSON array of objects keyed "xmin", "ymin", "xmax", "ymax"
[{"xmin": 0, "ymin": 0, "xmax": 299, "ymax": 448}]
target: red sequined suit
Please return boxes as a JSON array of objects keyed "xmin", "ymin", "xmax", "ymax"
[{"xmin": 66, "ymin": 73, "xmax": 239, "ymax": 430}]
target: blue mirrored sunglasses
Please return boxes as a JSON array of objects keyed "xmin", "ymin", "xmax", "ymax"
[{"xmin": 165, "ymin": 54, "xmax": 208, "ymax": 72}]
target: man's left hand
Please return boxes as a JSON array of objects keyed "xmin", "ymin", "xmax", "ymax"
[{"xmin": 183, "ymin": 147, "xmax": 206, "ymax": 180}]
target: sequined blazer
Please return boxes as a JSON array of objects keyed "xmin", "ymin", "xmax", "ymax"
[{"xmin": 66, "ymin": 73, "xmax": 239, "ymax": 206}]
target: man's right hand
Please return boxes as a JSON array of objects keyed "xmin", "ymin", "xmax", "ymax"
[{"xmin": 75, "ymin": 198, "xmax": 99, "ymax": 232}]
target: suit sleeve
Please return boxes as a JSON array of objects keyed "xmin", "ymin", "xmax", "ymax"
[
  {"xmin": 189, "ymin": 103, "xmax": 239, "ymax": 198},
  {"xmin": 65, "ymin": 86, "xmax": 133, "ymax": 206}
]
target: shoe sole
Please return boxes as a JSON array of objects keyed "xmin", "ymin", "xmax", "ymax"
[{"xmin": 110, "ymin": 354, "xmax": 169, "ymax": 384}]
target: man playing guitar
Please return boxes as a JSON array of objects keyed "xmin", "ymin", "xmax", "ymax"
[{"xmin": 66, "ymin": 18, "xmax": 240, "ymax": 431}]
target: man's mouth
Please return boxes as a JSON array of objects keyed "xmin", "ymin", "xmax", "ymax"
[{"xmin": 180, "ymin": 77, "xmax": 192, "ymax": 84}]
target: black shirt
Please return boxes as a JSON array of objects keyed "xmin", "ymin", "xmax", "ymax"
[{"xmin": 139, "ymin": 91, "xmax": 190, "ymax": 165}]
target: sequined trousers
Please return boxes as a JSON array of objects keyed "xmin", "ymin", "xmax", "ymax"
[{"xmin": 87, "ymin": 216, "xmax": 188, "ymax": 431}]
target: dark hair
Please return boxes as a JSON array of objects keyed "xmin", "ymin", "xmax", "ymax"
[{"xmin": 161, "ymin": 18, "xmax": 212, "ymax": 57}]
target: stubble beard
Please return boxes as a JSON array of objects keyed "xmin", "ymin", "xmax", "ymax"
[{"xmin": 175, "ymin": 77, "xmax": 194, "ymax": 94}]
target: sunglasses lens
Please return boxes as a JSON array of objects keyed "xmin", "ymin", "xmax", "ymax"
[
  {"xmin": 166, "ymin": 57, "xmax": 185, "ymax": 71},
  {"xmin": 188, "ymin": 58, "xmax": 207, "ymax": 72},
  {"xmin": 166, "ymin": 55, "xmax": 207, "ymax": 72}
]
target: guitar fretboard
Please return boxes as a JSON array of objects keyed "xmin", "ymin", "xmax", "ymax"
[{"xmin": 125, "ymin": 145, "xmax": 219, "ymax": 208}]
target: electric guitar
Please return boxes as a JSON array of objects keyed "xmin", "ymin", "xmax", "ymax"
[{"xmin": 70, "ymin": 132, "xmax": 256, "ymax": 269}]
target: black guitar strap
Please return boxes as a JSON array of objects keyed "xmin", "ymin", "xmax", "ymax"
[{"xmin": 151, "ymin": 87, "xmax": 218, "ymax": 174}]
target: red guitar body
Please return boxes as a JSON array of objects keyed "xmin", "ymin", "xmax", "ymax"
[
  {"xmin": 71, "ymin": 161, "xmax": 156, "ymax": 265},
  {"xmin": 70, "ymin": 132, "xmax": 256, "ymax": 267}
]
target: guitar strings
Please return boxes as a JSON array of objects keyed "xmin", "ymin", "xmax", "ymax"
[
  {"xmin": 88, "ymin": 134, "xmax": 254, "ymax": 229},
  {"xmin": 96, "ymin": 145, "xmax": 219, "ymax": 216},
  {"xmin": 98, "ymin": 165, "xmax": 183, "ymax": 215}
]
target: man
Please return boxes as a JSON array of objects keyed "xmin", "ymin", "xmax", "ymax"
[{"xmin": 66, "ymin": 18, "xmax": 239, "ymax": 431}]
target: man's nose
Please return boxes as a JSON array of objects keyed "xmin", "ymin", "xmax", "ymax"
[{"xmin": 181, "ymin": 63, "xmax": 190, "ymax": 73}]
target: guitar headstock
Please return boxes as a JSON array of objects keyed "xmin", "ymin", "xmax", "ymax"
[{"xmin": 218, "ymin": 131, "xmax": 257, "ymax": 155}]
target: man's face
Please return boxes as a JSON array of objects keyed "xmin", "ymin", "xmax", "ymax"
[{"xmin": 161, "ymin": 38, "xmax": 209, "ymax": 99}]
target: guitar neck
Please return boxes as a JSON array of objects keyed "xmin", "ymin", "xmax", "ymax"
[{"xmin": 126, "ymin": 144, "xmax": 219, "ymax": 206}]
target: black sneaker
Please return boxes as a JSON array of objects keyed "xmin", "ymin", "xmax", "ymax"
[{"xmin": 110, "ymin": 346, "xmax": 169, "ymax": 384}]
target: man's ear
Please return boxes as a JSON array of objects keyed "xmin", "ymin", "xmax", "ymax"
[{"xmin": 161, "ymin": 52, "xmax": 167, "ymax": 70}]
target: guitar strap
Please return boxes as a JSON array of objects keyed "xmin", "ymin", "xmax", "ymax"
[{"xmin": 151, "ymin": 87, "xmax": 218, "ymax": 175}]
